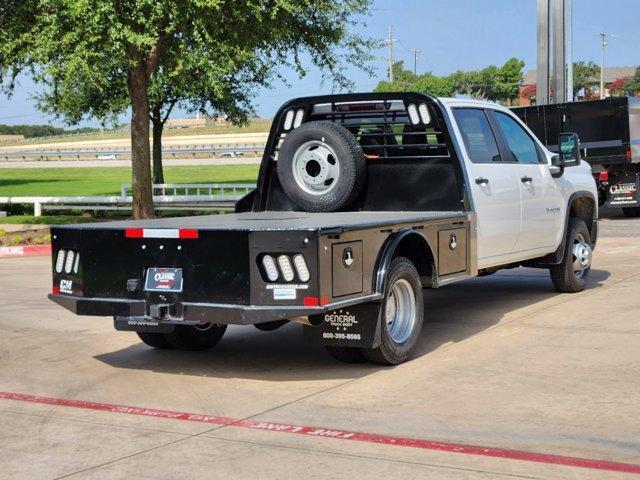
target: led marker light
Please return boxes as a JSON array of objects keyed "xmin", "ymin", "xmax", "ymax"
[
  {"xmin": 407, "ymin": 104, "xmax": 420, "ymax": 125},
  {"xmin": 293, "ymin": 254, "xmax": 310, "ymax": 282},
  {"xmin": 283, "ymin": 110, "xmax": 295, "ymax": 130},
  {"xmin": 293, "ymin": 109, "xmax": 305, "ymax": 128},
  {"xmin": 261, "ymin": 255, "xmax": 279, "ymax": 282},
  {"xmin": 55, "ymin": 250, "xmax": 66, "ymax": 273},
  {"xmin": 418, "ymin": 103, "xmax": 431, "ymax": 124},
  {"xmin": 277, "ymin": 255, "xmax": 295, "ymax": 282},
  {"xmin": 64, "ymin": 250, "xmax": 75, "ymax": 274}
]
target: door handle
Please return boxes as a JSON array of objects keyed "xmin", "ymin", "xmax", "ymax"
[
  {"xmin": 475, "ymin": 177, "xmax": 489, "ymax": 185},
  {"xmin": 521, "ymin": 176, "xmax": 533, "ymax": 184}
]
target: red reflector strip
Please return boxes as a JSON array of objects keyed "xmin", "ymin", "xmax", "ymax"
[
  {"xmin": 124, "ymin": 228, "xmax": 199, "ymax": 239},
  {"xmin": 125, "ymin": 228, "xmax": 144, "ymax": 238},
  {"xmin": 626, "ymin": 149, "xmax": 632, "ymax": 159},
  {"xmin": 51, "ymin": 284, "xmax": 60, "ymax": 294},
  {"xmin": 304, "ymin": 296, "xmax": 329, "ymax": 307},
  {"xmin": 178, "ymin": 229, "xmax": 199, "ymax": 239},
  {"xmin": 303, "ymin": 296, "xmax": 319, "ymax": 306}
]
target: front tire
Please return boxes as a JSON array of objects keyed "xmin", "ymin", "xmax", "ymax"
[
  {"xmin": 550, "ymin": 218, "xmax": 593, "ymax": 293},
  {"xmin": 362, "ymin": 257, "xmax": 424, "ymax": 365},
  {"xmin": 164, "ymin": 323, "xmax": 227, "ymax": 351}
]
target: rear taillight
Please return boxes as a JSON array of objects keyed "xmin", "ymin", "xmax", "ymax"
[
  {"xmin": 55, "ymin": 249, "xmax": 80, "ymax": 274},
  {"xmin": 293, "ymin": 254, "xmax": 310, "ymax": 282},
  {"xmin": 277, "ymin": 255, "xmax": 295, "ymax": 282},
  {"xmin": 599, "ymin": 171, "xmax": 609, "ymax": 182},
  {"xmin": 55, "ymin": 250, "xmax": 66, "ymax": 273},
  {"xmin": 626, "ymin": 149, "xmax": 632, "ymax": 159},
  {"xmin": 261, "ymin": 255, "xmax": 279, "ymax": 282},
  {"xmin": 259, "ymin": 253, "xmax": 311, "ymax": 283}
]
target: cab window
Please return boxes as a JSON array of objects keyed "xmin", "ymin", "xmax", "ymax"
[
  {"xmin": 493, "ymin": 112, "xmax": 542, "ymax": 164},
  {"xmin": 453, "ymin": 108, "xmax": 501, "ymax": 163}
]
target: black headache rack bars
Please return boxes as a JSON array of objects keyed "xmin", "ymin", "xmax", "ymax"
[{"xmin": 249, "ymin": 92, "xmax": 466, "ymax": 213}]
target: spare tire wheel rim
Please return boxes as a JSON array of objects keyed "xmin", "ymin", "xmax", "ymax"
[
  {"xmin": 292, "ymin": 140, "xmax": 340, "ymax": 195},
  {"xmin": 572, "ymin": 232, "xmax": 592, "ymax": 278}
]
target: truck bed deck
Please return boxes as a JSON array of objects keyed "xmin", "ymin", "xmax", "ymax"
[{"xmin": 57, "ymin": 211, "xmax": 466, "ymax": 232}]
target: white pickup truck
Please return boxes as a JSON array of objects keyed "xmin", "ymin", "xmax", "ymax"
[{"xmin": 49, "ymin": 93, "xmax": 598, "ymax": 365}]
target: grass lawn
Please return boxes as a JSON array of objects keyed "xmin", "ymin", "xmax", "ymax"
[
  {"xmin": 0, "ymin": 164, "xmax": 259, "ymax": 197},
  {"xmin": 1, "ymin": 215, "xmax": 101, "ymax": 225}
]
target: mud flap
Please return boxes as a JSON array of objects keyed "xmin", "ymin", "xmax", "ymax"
[
  {"xmin": 114, "ymin": 316, "xmax": 175, "ymax": 333},
  {"xmin": 303, "ymin": 301, "xmax": 382, "ymax": 348}
]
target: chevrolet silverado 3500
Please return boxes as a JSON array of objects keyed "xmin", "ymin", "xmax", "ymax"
[{"xmin": 49, "ymin": 93, "xmax": 598, "ymax": 365}]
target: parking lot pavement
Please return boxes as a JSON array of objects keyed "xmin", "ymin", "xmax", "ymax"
[{"xmin": 1, "ymin": 233, "xmax": 640, "ymax": 479}]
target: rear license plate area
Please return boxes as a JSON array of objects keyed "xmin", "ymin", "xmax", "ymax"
[{"xmin": 145, "ymin": 268, "xmax": 183, "ymax": 292}]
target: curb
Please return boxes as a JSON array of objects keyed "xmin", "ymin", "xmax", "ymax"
[{"xmin": 0, "ymin": 244, "xmax": 51, "ymax": 258}]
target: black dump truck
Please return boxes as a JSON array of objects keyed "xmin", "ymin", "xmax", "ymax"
[
  {"xmin": 49, "ymin": 92, "xmax": 597, "ymax": 365},
  {"xmin": 513, "ymin": 96, "xmax": 640, "ymax": 216}
]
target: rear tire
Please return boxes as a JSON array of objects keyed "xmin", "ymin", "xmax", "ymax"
[
  {"xmin": 164, "ymin": 323, "xmax": 227, "ymax": 351},
  {"xmin": 136, "ymin": 332, "xmax": 173, "ymax": 349},
  {"xmin": 362, "ymin": 257, "xmax": 424, "ymax": 365},
  {"xmin": 622, "ymin": 207, "xmax": 640, "ymax": 217},
  {"xmin": 325, "ymin": 346, "xmax": 366, "ymax": 363},
  {"xmin": 549, "ymin": 218, "xmax": 592, "ymax": 293}
]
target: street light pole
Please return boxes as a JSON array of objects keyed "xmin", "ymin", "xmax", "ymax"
[
  {"xmin": 388, "ymin": 25, "xmax": 394, "ymax": 83},
  {"xmin": 600, "ymin": 32, "xmax": 607, "ymax": 99},
  {"xmin": 411, "ymin": 49, "xmax": 422, "ymax": 75}
]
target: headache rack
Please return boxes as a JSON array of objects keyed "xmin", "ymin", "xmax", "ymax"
[
  {"xmin": 250, "ymin": 92, "xmax": 465, "ymax": 213},
  {"xmin": 270, "ymin": 93, "xmax": 453, "ymax": 162}
]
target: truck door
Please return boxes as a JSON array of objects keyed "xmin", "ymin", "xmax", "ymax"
[
  {"xmin": 452, "ymin": 108, "xmax": 522, "ymax": 267},
  {"xmin": 490, "ymin": 111, "xmax": 564, "ymax": 253}
]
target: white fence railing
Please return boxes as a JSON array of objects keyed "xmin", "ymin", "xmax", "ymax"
[
  {"xmin": 0, "ymin": 183, "xmax": 256, "ymax": 216},
  {"xmin": 0, "ymin": 144, "xmax": 265, "ymax": 161}
]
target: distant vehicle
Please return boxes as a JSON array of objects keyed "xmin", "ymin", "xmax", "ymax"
[
  {"xmin": 97, "ymin": 154, "xmax": 119, "ymax": 160},
  {"xmin": 220, "ymin": 151, "xmax": 245, "ymax": 158},
  {"xmin": 513, "ymin": 97, "xmax": 640, "ymax": 217},
  {"xmin": 49, "ymin": 93, "xmax": 597, "ymax": 365}
]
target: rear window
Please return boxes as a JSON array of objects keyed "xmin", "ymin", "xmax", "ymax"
[{"xmin": 453, "ymin": 108, "xmax": 501, "ymax": 163}]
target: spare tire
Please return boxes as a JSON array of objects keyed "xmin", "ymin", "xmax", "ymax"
[{"xmin": 277, "ymin": 121, "xmax": 365, "ymax": 212}]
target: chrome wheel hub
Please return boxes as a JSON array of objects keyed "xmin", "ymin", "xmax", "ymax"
[
  {"xmin": 572, "ymin": 233, "xmax": 592, "ymax": 278},
  {"xmin": 385, "ymin": 278, "xmax": 417, "ymax": 344},
  {"xmin": 292, "ymin": 140, "xmax": 340, "ymax": 195}
]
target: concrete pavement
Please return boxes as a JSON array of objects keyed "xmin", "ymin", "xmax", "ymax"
[{"xmin": 0, "ymin": 231, "xmax": 639, "ymax": 479}]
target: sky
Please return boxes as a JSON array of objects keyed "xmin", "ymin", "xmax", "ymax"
[{"xmin": 1, "ymin": 0, "xmax": 639, "ymax": 128}]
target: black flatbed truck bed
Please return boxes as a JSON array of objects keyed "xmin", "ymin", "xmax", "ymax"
[{"xmin": 49, "ymin": 209, "xmax": 473, "ymax": 326}]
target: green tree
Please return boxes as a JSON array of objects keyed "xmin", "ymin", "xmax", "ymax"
[
  {"xmin": 572, "ymin": 61, "xmax": 600, "ymax": 96},
  {"xmin": 1, "ymin": 0, "xmax": 374, "ymax": 218},
  {"xmin": 621, "ymin": 67, "xmax": 640, "ymax": 96},
  {"xmin": 495, "ymin": 57, "xmax": 525, "ymax": 105}
]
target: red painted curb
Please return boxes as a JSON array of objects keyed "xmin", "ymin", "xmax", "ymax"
[
  {"xmin": 1, "ymin": 391, "xmax": 639, "ymax": 474},
  {"xmin": 0, "ymin": 244, "xmax": 51, "ymax": 258}
]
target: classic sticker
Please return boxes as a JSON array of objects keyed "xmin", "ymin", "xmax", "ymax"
[{"xmin": 144, "ymin": 268, "xmax": 183, "ymax": 292}]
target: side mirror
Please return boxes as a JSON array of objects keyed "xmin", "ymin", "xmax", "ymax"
[{"xmin": 558, "ymin": 132, "xmax": 581, "ymax": 167}]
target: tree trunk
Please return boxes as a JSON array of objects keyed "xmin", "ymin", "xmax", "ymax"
[
  {"xmin": 151, "ymin": 108, "xmax": 165, "ymax": 185},
  {"xmin": 127, "ymin": 67, "xmax": 155, "ymax": 219}
]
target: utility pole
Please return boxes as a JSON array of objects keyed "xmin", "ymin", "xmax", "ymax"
[
  {"xmin": 600, "ymin": 32, "xmax": 607, "ymax": 99},
  {"xmin": 411, "ymin": 49, "xmax": 422, "ymax": 75},
  {"xmin": 387, "ymin": 24, "xmax": 394, "ymax": 82}
]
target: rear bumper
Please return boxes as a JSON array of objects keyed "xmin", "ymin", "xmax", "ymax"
[{"xmin": 48, "ymin": 293, "xmax": 379, "ymax": 326}]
